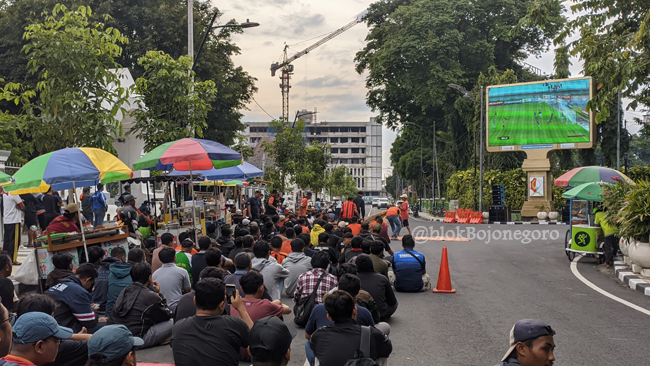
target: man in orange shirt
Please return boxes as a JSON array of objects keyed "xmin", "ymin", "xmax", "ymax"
[
  {"xmin": 385, "ymin": 204, "xmax": 402, "ymax": 240},
  {"xmin": 399, "ymin": 194, "xmax": 412, "ymax": 236},
  {"xmin": 281, "ymin": 227, "xmax": 296, "ymax": 253},
  {"xmin": 299, "ymin": 192, "xmax": 311, "ymax": 217},
  {"xmin": 347, "ymin": 216, "xmax": 362, "ymax": 236}
]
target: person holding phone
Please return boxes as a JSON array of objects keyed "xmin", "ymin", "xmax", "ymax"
[{"xmin": 171, "ymin": 278, "xmax": 254, "ymax": 366}]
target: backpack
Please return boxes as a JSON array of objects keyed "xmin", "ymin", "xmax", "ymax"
[{"xmin": 343, "ymin": 326, "xmax": 378, "ymax": 366}]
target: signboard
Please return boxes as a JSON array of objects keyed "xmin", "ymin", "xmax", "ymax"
[
  {"xmin": 529, "ymin": 176, "xmax": 544, "ymax": 197},
  {"xmin": 486, "ymin": 77, "xmax": 595, "ymax": 152}
]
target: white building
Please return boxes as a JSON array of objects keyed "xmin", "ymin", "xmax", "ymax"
[{"xmin": 244, "ymin": 111, "xmax": 383, "ymax": 196}]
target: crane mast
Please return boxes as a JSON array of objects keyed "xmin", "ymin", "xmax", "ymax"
[{"xmin": 270, "ymin": 11, "xmax": 367, "ymax": 121}]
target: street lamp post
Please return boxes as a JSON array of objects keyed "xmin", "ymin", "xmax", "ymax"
[
  {"xmin": 449, "ymin": 83, "xmax": 484, "ymax": 212},
  {"xmin": 405, "ymin": 122, "xmax": 426, "ymax": 209}
]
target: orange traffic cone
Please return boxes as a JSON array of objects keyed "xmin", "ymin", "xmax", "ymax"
[{"xmin": 433, "ymin": 246, "xmax": 456, "ymax": 293}]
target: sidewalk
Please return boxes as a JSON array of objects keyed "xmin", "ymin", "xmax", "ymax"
[
  {"xmin": 417, "ymin": 211, "xmax": 443, "ymax": 222},
  {"xmin": 614, "ymin": 260, "xmax": 650, "ymax": 297}
]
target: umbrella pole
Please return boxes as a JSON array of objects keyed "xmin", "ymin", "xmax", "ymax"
[
  {"xmin": 73, "ymin": 182, "xmax": 89, "ymax": 262},
  {"xmin": 189, "ymin": 161, "xmax": 197, "ymax": 242}
]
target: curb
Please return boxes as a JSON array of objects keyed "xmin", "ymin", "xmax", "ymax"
[{"xmin": 614, "ymin": 261, "xmax": 650, "ymax": 297}]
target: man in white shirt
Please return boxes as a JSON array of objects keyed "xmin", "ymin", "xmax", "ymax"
[{"xmin": 2, "ymin": 192, "xmax": 24, "ymax": 264}]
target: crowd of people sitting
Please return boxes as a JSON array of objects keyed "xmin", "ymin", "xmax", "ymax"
[{"xmin": 0, "ymin": 189, "xmax": 439, "ymax": 366}]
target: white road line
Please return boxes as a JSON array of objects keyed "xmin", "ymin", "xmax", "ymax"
[{"xmin": 570, "ymin": 256, "xmax": 650, "ymax": 317}]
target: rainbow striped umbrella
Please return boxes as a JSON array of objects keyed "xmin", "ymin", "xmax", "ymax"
[
  {"xmin": 4, "ymin": 148, "xmax": 133, "ymax": 194},
  {"xmin": 554, "ymin": 166, "xmax": 634, "ymax": 187},
  {"xmin": 133, "ymin": 138, "xmax": 241, "ymax": 171}
]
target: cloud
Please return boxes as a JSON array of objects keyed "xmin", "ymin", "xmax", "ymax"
[
  {"xmin": 295, "ymin": 75, "xmax": 356, "ymax": 88},
  {"xmin": 262, "ymin": 41, "xmax": 274, "ymax": 47},
  {"xmin": 261, "ymin": 13, "xmax": 326, "ymax": 37},
  {"xmin": 295, "ymin": 93, "xmax": 370, "ymax": 120}
]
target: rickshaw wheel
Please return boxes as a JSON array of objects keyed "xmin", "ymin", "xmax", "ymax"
[{"xmin": 564, "ymin": 229, "xmax": 575, "ymax": 261}]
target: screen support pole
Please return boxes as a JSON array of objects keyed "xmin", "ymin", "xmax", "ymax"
[{"xmin": 520, "ymin": 149, "xmax": 553, "ymax": 218}]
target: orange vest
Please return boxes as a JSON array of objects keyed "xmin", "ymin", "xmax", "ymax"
[
  {"xmin": 341, "ymin": 201, "xmax": 356, "ymax": 219},
  {"xmin": 386, "ymin": 206, "xmax": 399, "ymax": 217}
]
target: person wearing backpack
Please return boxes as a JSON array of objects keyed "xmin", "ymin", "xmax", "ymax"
[
  {"xmin": 310, "ymin": 290, "xmax": 392, "ymax": 366},
  {"xmin": 91, "ymin": 183, "xmax": 108, "ymax": 228}
]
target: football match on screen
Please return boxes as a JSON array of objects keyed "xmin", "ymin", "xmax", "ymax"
[{"xmin": 487, "ymin": 78, "xmax": 591, "ymax": 147}]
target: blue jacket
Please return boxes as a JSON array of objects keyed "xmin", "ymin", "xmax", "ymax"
[
  {"xmin": 91, "ymin": 191, "xmax": 107, "ymax": 210},
  {"xmin": 105, "ymin": 262, "xmax": 133, "ymax": 317},
  {"xmin": 92, "ymin": 257, "xmax": 122, "ymax": 313},
  {"xmin": 45, "ymin": 275, "xmax": 96, "ymax": 333}
]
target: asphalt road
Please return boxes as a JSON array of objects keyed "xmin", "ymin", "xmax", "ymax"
[{"xmin": 139, "ymin": 212, "xmax": 650, "ymax": 365}]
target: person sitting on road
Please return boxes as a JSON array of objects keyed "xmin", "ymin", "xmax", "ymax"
[
  {"xmin": 106, "ymin": 249, "xmax": 145, "ymax": 317},
  {"xmin": 171, "ymin": 278, "xmax": 254, "ymax": 366},
  {"xmin": 251, "ymin": 242, "xmax": 290, "ymax": 301},
  {"xmin": 312, "ymin": 233, "xmax": 339, "ymax": 272},
  {"xmin": 356, "ymin": 222, "xmax": 374, "ymax": 241},
  {"xmin": 309, "ymin": 290, "xmax": 392, "ymax": 366},
  {"xmin": 497, "ymin": 319, "xmax": 556, "ymax": 366},
  {"xmin": 392, "ymin": 235, "xmax": 431, "ymax": 292},
  {"xmin": 93, "ymin": 247, "xmax": 126, "ymax": 315},
  {"xmin": 0, "ymin": 312, "xmax": 73, "ymax": 366},
  {"xmin": 298, "ymin": 233, "xmax": 317, "ymax": 257},
  {"xmin": 46, "ymin": 263, "xmax": 102, "ymax": 334},
  {"xmin": 224, "ymin": 253, "xmax": 273, "ymax": 301},
  {"xmin": 304, "ymin": 274, "xmax": 386, "ymax": 366},
  {"xmin": 87, "ymin": 324, "xmax": 143, "ymax": 366},
  {"xmin": 108, "ymin": 262, "xmax": 173, "ymax": 349},
  {"xmin": 151, "ymin": 232, "xmax": 174, "ymax": 273},
  {"xmin": 347, "ymin": 217, "xmax": 362, "ymax": 236},
  {"xmin": 340, "ymin": 236, "xmax": 364, "ymax": 264},
  {"xmin": 191, "ymin": 236, "xmax": 212, "ymax": 286},
  {"xmin": 174, "ymin": 266, "xmax": 226, "ymax": 322},
  {"xmin": 45, "ymin": 252, "xmax": 75, "ymax": 289},
  {"xmin": 375, "ymin": 216, "xmax": 391, "ymax": 243},
  {"xmin": 282, "ymin": 239, "xmax": 313, "ymax": 298},
  {"xmin": 372, "ymin": 224, "xmax": 393, "ymax": 257},
  {"xmin": 151, "ymin": 247, "xmax": 191, "ymax": 312},
  {"xmin": 216, "ymin": 225, "xmax": 236, "ymax": 257},
  {"xmin": 175, "ymin": 239, "xmax": 194, "ymax": 283},
  {"xmin": 269, "ymin": 236, "xmax": 288, "ymax": 264},
  {"xmin": 232, "ymin": 271, "xmax": 291, "ymax": 322},
  {"xmin": 355, "ymin": 255, "xmax": 398, "ymax": 321},
  {"xmin": 249, "ymin": 316, "xmax": 294, "ymax": 366},
  {"xmin": 369, "ymin": 241, "xmax": 389, "ymax": 278},
  {"xmin": 294, "ymin": 251, "xmax": 338, "ymax": 305},
  {"xmin": 15, "ymin": 293, "xmax": 92, "ymax": 366}
]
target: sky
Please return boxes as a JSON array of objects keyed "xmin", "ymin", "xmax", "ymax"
[{"xmin": 218, "ymin": 0, "xmax": 646, "ymax": 178}]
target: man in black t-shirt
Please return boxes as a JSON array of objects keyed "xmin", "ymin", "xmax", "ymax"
[
  {"xmin": 247, "ymin": 191, "xmax": 263, "ymax": 220},
  {"xmin": 0, "ymin": 253, "xmax": 15, "ymax": 311},
  {"xmin": 171, "ymin": 278, "xmax": 254, "ymax": 366}
]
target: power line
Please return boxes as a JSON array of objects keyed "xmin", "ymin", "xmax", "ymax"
[{"xmin": 252, "ymin": 96, "xmax": 276, "ymax": 120}]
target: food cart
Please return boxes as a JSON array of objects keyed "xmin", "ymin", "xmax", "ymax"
[
  {"xmin": 562, "ymin": 182, "xmax": 605, "ymax": 262},
  {"xmin": 35, "ymin": 224, "xmax": 131, "ymax": 290}
]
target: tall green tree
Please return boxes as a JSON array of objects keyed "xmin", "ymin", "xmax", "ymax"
[
  {"xmin": 262, "ymin": 119, "xmax": 307, "ymax": 193},
  {"xmin": 328, "ymin": 166, "xmax": 357, "ymax": 199},
  {"xmin": 295, "ymin": 141, "xmax": 331, "ymax": 196},
  {"xmin": 1, "ymin": 4, "xmax": 131, "ymax": 152},
  {"xmin": 129, "ymin": 51, "xmax": 217, "ymax": 152}
]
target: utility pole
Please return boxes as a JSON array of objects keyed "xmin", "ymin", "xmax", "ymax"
[
  {"xmin": 434, "ymin": 120, "xmax": 440, "ymax": 199},
  {"xmin": 617, "ymin": 90, "xmax": 621, "ymax": 171},
  {"xmin": 478, "ymin": 86, "xmax": 484, "ymax": 212},
  {"xmin": 188, "ymin": 0, "xmax": 193, "ymax": 71}
]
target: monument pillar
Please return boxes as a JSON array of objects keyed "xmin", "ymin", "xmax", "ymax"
[{"xmin": 521, "ymin": 149, "xmax": 553, "ymax": 217}]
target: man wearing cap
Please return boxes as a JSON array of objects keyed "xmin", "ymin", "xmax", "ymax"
[
  {"xmin": 47, "ymin": 203, "xmax": 81, "ymax": 234},
  {"xmin": 1, "ymin": 312, "xmax": 73, "ymax": 366},
  {"xmin": 249, "ymin": 316, "xmax": 294, "ymax": 366},
  {"xmin": 398, "ymin": 194, "xmax": 411, "ymax": 236},
  {"xmin": 247, "ymin": 191, "xmax": 263, "ymax": 221},
  {"xmin": 498, "ymin": 319, "xmax": 556, "ymax": 366},
  {"xmin": 87, "ymin": 325, "xmax": 142, "ymax": 366},
  {"xmin": 91, "ymin": 183, "xmax": 108, "ymax": 228}
]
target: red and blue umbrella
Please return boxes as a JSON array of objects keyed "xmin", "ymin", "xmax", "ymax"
[
  {"xmin": 133, "ymin": 138, "xmax": 242, "ymax": 171},
  {"xmin": 554, "ymin": 166, "xmax": 634, "ymax": 187}
]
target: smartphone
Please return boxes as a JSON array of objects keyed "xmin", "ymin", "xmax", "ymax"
[{"xmin": 225, "ymin": 284, "xmax": 237, "ymax": 304}]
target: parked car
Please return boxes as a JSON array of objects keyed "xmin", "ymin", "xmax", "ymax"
[
  {"xmin": 372, "ymin": 198, "xmax": 380, "ymax": 208},
  {"xmin": 377, "ymin": 198, "xmax": 389, "ymax": 209}
]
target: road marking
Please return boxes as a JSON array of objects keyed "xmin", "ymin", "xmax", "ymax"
[{"xmin": 570, "ymin": 257, "xmax": 650, "ymax": 317}]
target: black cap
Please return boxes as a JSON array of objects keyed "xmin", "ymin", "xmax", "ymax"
[
  {"xmin": 248, "ymin": 316, "xmax": 296, "ymax": 362},
  {"xmin": 502, "ymin": 319, "xmax": 555, "ymax": 361}
]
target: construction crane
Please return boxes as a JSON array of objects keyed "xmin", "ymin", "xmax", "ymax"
[{"xmin": 270, "ymin": 10, "xmax": 368, "ymax": 121}]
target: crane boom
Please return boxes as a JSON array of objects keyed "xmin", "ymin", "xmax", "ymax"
[{"xmin": 270, "ymin": 10, "xmax": 367, "ymax": 121}]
